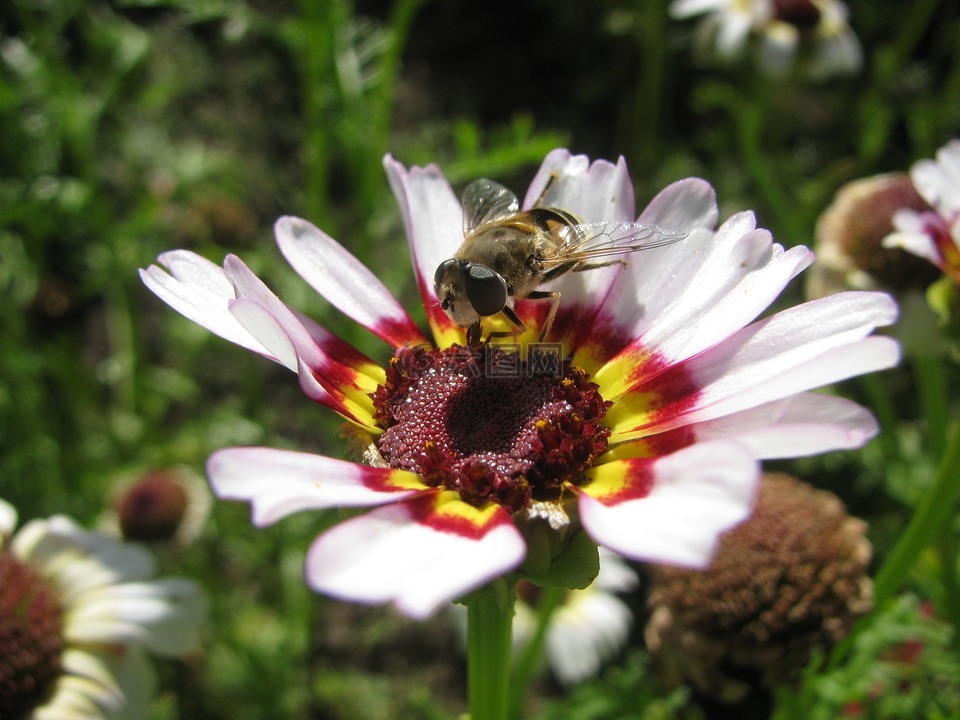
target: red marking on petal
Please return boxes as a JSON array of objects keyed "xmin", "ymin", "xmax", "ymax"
[
  {"xmin": 357, "ymin": 467, "xmax": 426, "ymax": 493},
  {"xmin": 921, "ymin": 211, "xmax": 960, "ymax": 280},
  {"xmin": 586, "ymin": 457, "xmax": 656, "ymax": 505},
  {"xmin": 638, "ymin": 361, "xmax": 704, "ymax": 425},
  {"xmin": 571, "ymin": 311, "xmax": 637, "ymax": 370},
  {"xmin": 610, "ymin": 424, "xmax": 697, "ymax": 459},
  {"xmin": 406, "ymin": 494, "xmax": 512, "ymax": 541},
  {"xmin": 378, "ymin": 316, "xmax": 431, "ymax": 350}
]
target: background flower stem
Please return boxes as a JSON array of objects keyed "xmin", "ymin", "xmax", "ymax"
[
  {"xmin": 467, "ymin": 581, "xmax": 516, "ymax": 720},
  {"xmin": 507, "ymin": 585, "xmax": 566, "ymax": 719},
  {"xmin": 873, "ymin": 414, "xmax": 960, "ymax": 607}
]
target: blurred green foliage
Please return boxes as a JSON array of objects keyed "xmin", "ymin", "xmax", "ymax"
[{"xmin": 1, "ymin": 0, "xmax": 959, "ymax": 717}]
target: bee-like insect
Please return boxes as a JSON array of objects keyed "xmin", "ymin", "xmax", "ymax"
[{"xmin": 434, "ymin": 176, "xmax": 687, "ymax": 345}]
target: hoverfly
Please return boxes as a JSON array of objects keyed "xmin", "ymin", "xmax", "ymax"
[{"xmin": 434, "ymin": 176, "xmax": 687, "ymax": 345}]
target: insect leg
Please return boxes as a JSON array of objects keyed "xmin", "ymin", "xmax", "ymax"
[
  {"xmin": 572, "ymin": 259, "xmax": 627, "ymax": 272},
  {"xmin": 525, "ymin": 290, "xmax": 560, "ymax": 342},
  {"xmin": 487, "ymin": 305, "xmax": 526, "ymax": 340},
  {"xmin": 466, "ymin": 321, "xmax": 482, "ymax": 347},
  {"xmin": 532, "ymin": 172, "xmax": 559, "ymax": 208},
  {"xmin": 539, "ymin": 261, "xmax": 578, "ymax": 283}
]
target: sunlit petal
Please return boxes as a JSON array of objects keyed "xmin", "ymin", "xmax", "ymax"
[
  {"xmin": 578, "ymin": 442, "xmax": 758, "ymax": 567},
  {"xmin": 305, "ymin": 493, "xmax": 526, "ymax": 619},
  {"xmin": 207, "ymin": 446, "xmax": 428, "ymax": 526},
  {"xmin": 275, "ymin": 215, "xmax": 428, "ymax": 348}
]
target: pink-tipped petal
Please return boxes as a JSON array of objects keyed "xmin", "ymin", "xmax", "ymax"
[
  {"xmin": 608, "ymin": 291, "xmax": 900, "ymax": 437},
  {"xmin": 305, "ymin": 494, "xmax": 526, "ymax": 619},
  {"xmin": 227, "ymin": 297, "xmax": 299, "ymax": 372},
  {"xmin": 691, "ymin": 392, "xmax": 879, "ymax": 458},
  {"xmin": 595, "ymin": 241, "xmax": 815, "ymax": 392},
  {"xmin": 274, "ymin": 215, "xmax": 428, "ymax": 348},
  {"xmin": 139, "ymin": 251, "xmax": 274, "ymax": 358},
  {"xmin": 226, "ymin": 293, "xmax": 379, "ymax": 422},
  {"xmin": 206, "ymin": 447, "xmax": 427, "ymax": 526},
  {"xmin": 384, "ymin": 155, "xmax": 465, "ymax": 347},
  {"xmin": 578, "ymin": 442, "xmax": 758, "ymax": 567},
  {"xmin": 523, "ymin": 150, "xmax": 635, "ymax": 222},
  {"xmin": 595, "ymin": 211, "xmax": 760, "ymax": 355}
]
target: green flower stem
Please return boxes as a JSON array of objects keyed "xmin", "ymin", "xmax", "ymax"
[
  {"xmin": 859, "ymin": 373, "xmax": 901, "ymax": 464},
  {"xmin": 467, "ymin": 582, "xmax": 516, "ymax": 720},
  {"xmin": 508, "ymin": 585, "xmax": 566, "ymax": 719},
  {"xmin": 914, "ymin": 355, "xmax": 950, "ymax": 458},
  {"xmin": 912, "ymin": 356, "xmax": 960, "ymax": 649},
  {"xmin": 873, "ymin": 416, "xmax": 960, "ymax": 607}
]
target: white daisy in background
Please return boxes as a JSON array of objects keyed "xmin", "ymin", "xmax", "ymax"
[
  {"xmin": 449, "ymin": 549, "xmax": 637, "ymax": 685},
  {"xmin": 521, "ymin": 550, "xmax": 639, "ymax": 686},
  {"xmin": 884, "ymin": 139, "xmax": 960, "ymax": 284},
  {"xmin": 670, "ymin": 0, "xmax": 862, "ymax": 78},
  {"xmin": 141, "ymin": 149, "xmax": 898, "ymax": 620},
  {"xmin": 0, "ymin": 497, "xmax": 206, "ymax": 719}
]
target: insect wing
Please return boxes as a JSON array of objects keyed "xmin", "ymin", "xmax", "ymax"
[
  {"xmin": 541, "ymin": 221, "xmax": 687, "ymax": 265},
  {"xmin": 462, "ymin": 179, "xmax": 520, "ymax": 233}
]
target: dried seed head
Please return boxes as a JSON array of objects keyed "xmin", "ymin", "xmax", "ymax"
[
  {"xmin": 644, "ymin": 473, "xmax": 873, "ymax": 703},
  {"xmin": 808, "ymin": 173, "xmax": 937, "ymax": 298}
]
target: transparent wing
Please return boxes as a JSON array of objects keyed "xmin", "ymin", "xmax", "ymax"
[
  {"xmin": 462, "ymin": 179, "xmax": 520, "ymax": 233},
  {"xmin": 540, "ymin": 221, "xmax": 687, "ymax": 266}
]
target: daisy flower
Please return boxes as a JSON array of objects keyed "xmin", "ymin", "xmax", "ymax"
[
  {"xmin": 670, "ymin": 0, "xmax": 862, "ymax": 78},
  {"xmin": 884, "ymin": 139, "xmax": 960, "ymax": 284},
  {"xmin": 0, "ymin": 497, "xmax": 205, "ymax": 719},
  {"xmin": 140, "ymin": 149, "xmax": 898, "ymax": 620}
]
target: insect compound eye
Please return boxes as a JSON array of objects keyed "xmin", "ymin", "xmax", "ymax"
[
  {"xmin": 434, "ymin": 258, "xmax": 460, "ymax": 288},
  {"xmin": 465, "ymin": 264, "xmax": 507, "ymax": 317}
]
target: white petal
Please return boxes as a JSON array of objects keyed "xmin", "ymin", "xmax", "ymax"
[
  {"xmin": 64, "ymin": 578, "xmax": 206, "ymax": 657},
  {"xmin": 691, "ymin": 392, "xmax": 879, "ymax": 458},
  {"xmin": 598, "ymin": 211, "xmax": 760, "ymax": 347},
  {"xmin": 13, "ymin": 517, "xmax": 156, "ymax": 598},
  {"xmin": 715, "ymin": 11, "xmax": 754, "ymax": 57},
  {"xmin": 206, "ymin": 446, "xmax": 425, "ymax": 526},
  {"xmin": 912, "ymin": 140, "xmax": 960, "ymax": 213},
  {"xmin": 616, "ymin": 292, "xmax": 900, "ymax": 434},
  {"xmin": 579, "ymin": 442, "xmax": 758, "ymax": 567},
  {"xmin": 224, "ymin": 254, "xmax": 336, "ymax": 373},
  {"xmin": 679, "ymin": 335, "xmax": 900, "ymax": 429},
  {"xmin": 56, "ymin": 645, "xmax": 155, "ymax": 720},
  {"xmin": 639, "ymin": 238, "xmax": 814, "ymax": 366},
  {"xmin": 384, "ymin": 156, "xmax": 465, "ymax": 326},
  {"xmin": 637, "ymin": 177, "xmax": 718, "ymax": 231},
  {"xmin": 547, "ymin": 590, "xmax": 633, "ymax": 684},
  {"xmin": 38, "ymin": 650, "xmax": 125, "ymax": 719},
  {"xmin": 523, "ymin": 150, "xmax": 635, "ymax": 222},
  {"xmin": 305, "ymin": 498, "xmax": 526, "ymax": 619},
  {"xmin": 227, "ymin": 299, "xmax": 375, "ymax": 424},
  {"xmin": 139, "ymin": 251, "xmax": 273, "ymax": 358},
  {"xmin": 595, "ymin": 548, "xmax": 640, "ymax": 593},
  {"xmin": 227, "ymin": 297, "xmax": 299, "ymax": 371},
  {"xmin": 885, "ymin": 216, "xmax": 941, "ymax": 265},
  {"xmin": 274, "ymin": 215, "xmax": 426, "ymax": 348},
  {"xmin": 669, "ymin": 0, "xmax": 729, "ymax": 19},
  {"xmin": 0, "ymin": 497, "xmax": 16, "ymax": 540},
  {"xmin": 759, "ymin": 24, "xmax": 799, "ymax": 76}
]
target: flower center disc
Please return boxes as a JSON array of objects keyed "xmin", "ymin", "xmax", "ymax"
[
  {"xmin": 372, "ymin": 345, "xmax": 611, "ymax": 513},
  {"xmin": 0, "ymin": 551, "xmax": 64, "ymax": 718}
]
